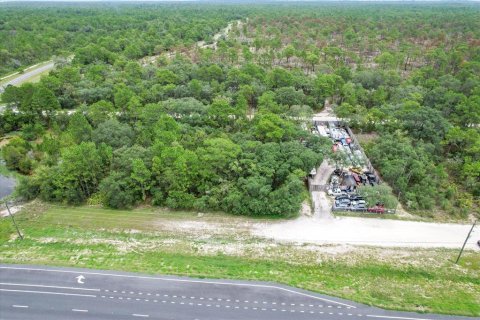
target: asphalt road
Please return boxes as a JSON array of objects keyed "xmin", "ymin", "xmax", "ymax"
[
  {"xmin": 0, "ymin": 62, "xmax": 54, "ymax": 93},
  {"xmin": 0, "ymin": 265, "xmax": 476, "ymax": 320}
]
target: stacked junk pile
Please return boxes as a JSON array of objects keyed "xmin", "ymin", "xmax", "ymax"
[{"xmin": 313, "ymin": 122, "xmax": 388, "ymax": 214}]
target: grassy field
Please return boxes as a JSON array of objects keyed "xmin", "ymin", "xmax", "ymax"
[{"xmin": 0, "ymin": 202, "xmax": 479, "ymax": 317}]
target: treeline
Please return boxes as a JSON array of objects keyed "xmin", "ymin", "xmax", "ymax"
[
  {"xmin": 1, "ymin": 58, "xmax": 330, "ymax": 216},
  {"xmin": 0, "ymin": 2, "xmax": 248, "ymax": 75},
  {"xmin": 220, "ymin": 3, "xmax": 479, "ymax": 216},
  {"xmin": 1, "ymin": 2, "xmax": 479, "ymax": 217}
]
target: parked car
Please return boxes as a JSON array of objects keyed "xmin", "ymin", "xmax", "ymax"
[
  {"xmin": 349, "ymin": 195, "xmax": 364, "ymax": 201},
  {"xmin": 360, "ymin": 174, "xmax": 368, "ymax": 184},
  {"xmin": 352, "ymin": 173, "xmax": 361, "ymax": 185},
  {"xmin": 365, "ymin": 172, "xmax": 377, "ymax": 183},
  {"xmin": 351, "ymin": 204, "xmax": 367, "ymax": 211},
  {"xmin": 351, "ymin": 200, "xmax": 366, "ymax": 207},
  {"xmin": 328, "ymin": 188, "xmax": 347, "ymax": 197},
  {"xmin": 333, "ymin": 203, "xmax": 350, "ymax": 210},
  {"xmin": 336, "ymin": 197, "xmax": 351, "ymax": 204},
  {"xmin": 368, "ymin": 206, "xmax": 386, "ymax": 214}
]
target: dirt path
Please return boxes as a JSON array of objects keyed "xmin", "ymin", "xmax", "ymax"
[
  {"xmin": 311, "ymin": 160, "xmax": 335, "ymax": 219},
  {"xmin": 312, "ymin": 99, "xmax": 338, "ymax": 122},
  {"xmin": 140, "ymin": 20, "xmax": 242, "ymax": 66},
  {"xmin": 197, "ymin": 21, "xmax": 238, "ymax": 49}
]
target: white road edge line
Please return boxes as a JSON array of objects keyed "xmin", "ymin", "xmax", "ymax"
[
  {"xmin": 0, "ymin": 282, "xmax": 100, "ymax": 291},
  {"xmin": 0, "ymin": 266, "xmax": 355, "ymax": 308},
  {"xmin": 367, "ymin": 315, "xmax": 432, "ymax": 320},
  {"xmin": 132, "ymin": 314, "xmax": 149, "ymax": 318},
  {"xmin": 72, "ymin": 309, "xmax": 88, "ymax": 312},
  {"xmin": 12, "ymin": 305, "xmax": 29, "ymax": 308},
  {"xmin": 0, "ymin": 288, "xmax": 96, "ymax": 298}
]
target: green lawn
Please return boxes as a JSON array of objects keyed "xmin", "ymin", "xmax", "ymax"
[{"xmin": 1, "ymin": 203, "xmax": 479, "ymax": 317}]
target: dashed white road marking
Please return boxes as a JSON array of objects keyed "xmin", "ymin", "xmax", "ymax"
[
  {"xmin": 367, "ymin": 315, "xmax": 433, "ymax": 320},
  {"xmin": 0, "ymin": 283, "xmax": 100, "ymax": 292},
  {"xmin": 12, "ymin": 305, "xmax": 29, "ymax": 308},
  {"xmin": 1, "ymin": 266, "xmax": 355, "ymax": 308},
  {"xmin": 72, "ymin": 309, "xmax": 88, "ymax": 312},
  {"xmin": 0, "ymin": 288, "xmax": 96, "ymax": 298},
  {"xmin": 132, "ymin": 314, "xmax": 149, "ymax": 317}
]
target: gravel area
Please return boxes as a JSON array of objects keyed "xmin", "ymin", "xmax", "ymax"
[{"xmin": 253, "ymin": 216, "xmax": 479, "ymax": 250}]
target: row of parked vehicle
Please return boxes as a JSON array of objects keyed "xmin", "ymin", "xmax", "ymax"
[
  {"xmin": 332, "ymin": 194, "xmax": 387, "ymax": 213},
  {"xmin": 350, "ymin": 168, "xmax": 377, "ymax": 186}
]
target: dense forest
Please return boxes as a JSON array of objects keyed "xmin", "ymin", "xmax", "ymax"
[{"xmin": 1, "ymin": 2, "xmax": 479, "ymax": 218}]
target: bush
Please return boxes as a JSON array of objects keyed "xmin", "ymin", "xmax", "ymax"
[{"xmin": 358, "ymin": 184, "xmax": 398, "ymax": 208}]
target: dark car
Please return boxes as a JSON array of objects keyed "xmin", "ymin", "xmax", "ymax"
[
  {"xmin": 349, "ymin": 195, "xmax": 364, "ymax": 201},
  {"xmin": 336, "ymin": 199, "xmax": 351, "ymax": 206},
  {"xmin": 360, "ymin": 174, "xmax": 368, "ymax": 185},
  {"xmin": 365, "ymin": 172, "xmax": 377, "ymax": 183}
]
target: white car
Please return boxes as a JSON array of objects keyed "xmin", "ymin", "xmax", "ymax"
[
  {"xmin": 351, "ymin": 200, "xmax": 367, "ymax": 206},
  {"xmin": 328, "ymin": 188, "xmax": 346, "ymax": 197}
]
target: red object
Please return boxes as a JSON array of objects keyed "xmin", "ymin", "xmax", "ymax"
[
  {"xmin": 352, "ymin": 173, "xmax": 361, "ymax": 184},
  {"xmin": 368, "ymin": 206, "xmax": 385, "ymax": 213}
]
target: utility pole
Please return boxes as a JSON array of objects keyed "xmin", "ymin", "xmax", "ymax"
[
  {"xmin": 455, "ymin": 220, "xmax": 476, "ymax": 264},
  {"xmin": 5, "ymin": 202, "xmax": 23, "ymax": 240}
]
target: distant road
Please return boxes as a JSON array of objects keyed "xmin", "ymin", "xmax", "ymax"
[
  {"xmin": 0, "ymin": 264, "xmax": 475, "ymax": 320},
  {"xmin": 0, "ymin": 62, "xmax": 55, "ymax": 93}
]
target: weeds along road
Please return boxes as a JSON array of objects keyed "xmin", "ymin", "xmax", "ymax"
[{"xmin": 0, "ymin": 265, "xmax": 475, "ymax": 320}]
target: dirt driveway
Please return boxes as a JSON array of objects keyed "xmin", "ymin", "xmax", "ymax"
[{"xmin": 252, "ymin": 216, "xmax": 479, "ymax": 250}]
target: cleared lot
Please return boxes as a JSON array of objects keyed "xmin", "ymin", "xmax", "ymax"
[{"xmin": 254, "ymin": 216, "xmax": 479, "ymax": 250}]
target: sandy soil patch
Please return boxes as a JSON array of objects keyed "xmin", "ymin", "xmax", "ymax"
[{"xmin": 252, "ymin": 216, "xmax": 479, "ymax": 250}]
